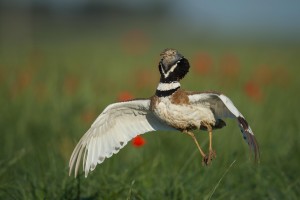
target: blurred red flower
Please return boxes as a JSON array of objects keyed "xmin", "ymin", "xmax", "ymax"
[
  {"xmin": 81, "ymin": 110, "xmax": 97, "ymax": 125},
  {"xmin": 17, "ymin": 70, "xmax": 33, "ymax": 90},
  {"xmin": 244, "ymin": 80, "xmax": 263, "ymax": 102},
  {"xmin": 10, "ymin": 69, "xmax": 33, "ymax": 99},
  {"xmin": 252, "ymin": 65, "xmax": 273, "ymax": 86},
  {"xmin": 117, "ymin": 91, "xmax": 134, "ymax": 102},
  {"xmin": 192, "ymin": 52, "xmax": 213, "ymax": 75},
  {"xmin": 220, "ymin": 54, "xmax": 240, "ymax": 78},
  {"xmin": 134, "ymin": 68, "xmax": 158, "ymax": 89},
  {"xmin": 63, "ymin": 75, "xmax": 80, "ymax": 95},
  {"xmin": 132, "ymin": 135, "xmax": 146, "ymax": 147},
  {"xmin": 121, "ymin": 29, "xmax": 150, "ymax": 55}
]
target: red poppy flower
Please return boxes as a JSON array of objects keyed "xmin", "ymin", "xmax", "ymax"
[
  {"xmin": 121, "ymin": 29, "xmax": 150, "ymax": 55},
  {"xmin": 220, "ymin": 54, "xmax": 240, "ymax": 78},
  {"xmin": 132, "ymin": 135, "xmax": 146, "ymax": 147},
  {"xmin": 117, "ymin": 91, "xmax": 134, "ymax": 102},
  {"xmin": 81, "ymin": 110, "xmax": 96, "ymax": 125},
  {"xmin": 134, "ymin": 68, "xmax": 158, "ymax": 89},
  {"xmin": 244, "ymin": 80, "xmax": 263, "ymax": 102},
  {"xmin": 252, "ymin": 65, "xmax": 273, "ymax": 86},
  {"xmin": 63, "ymin": 74, "xmax": 80, "ymax": 95},
  {"xmin": 192, "ymin": 52, "xmax": 213, "ymax": 75},
  {"xmin": 10, "ymin": 70, "xmax": 33, "ymax": 99}
]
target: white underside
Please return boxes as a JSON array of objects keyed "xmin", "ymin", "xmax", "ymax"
[{"xmin": 153, "ymin": 96, "xmax": 215, "ymax": 129}]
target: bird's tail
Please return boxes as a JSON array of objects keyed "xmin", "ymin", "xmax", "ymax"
[{"xmin": 237, "ymin": 116, "xmax": 260, "ymax": 163}]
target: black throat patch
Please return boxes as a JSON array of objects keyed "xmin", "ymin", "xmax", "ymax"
[{"xmin": 159, "ymin": 58, "xmax": 190, "ymax": 83}]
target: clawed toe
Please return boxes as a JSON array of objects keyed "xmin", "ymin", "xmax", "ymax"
[
  {"xmin": 209, "ymin": 149, "xmax": 216, "ymax": 159},
  {"xmin": 202, "ymin": 150, "xmax": 216, "ymax": 166}
]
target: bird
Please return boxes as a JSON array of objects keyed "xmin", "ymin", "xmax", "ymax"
[{"xmin": 69, "ymin": 48, "xmax": 260, "ymax": 178}]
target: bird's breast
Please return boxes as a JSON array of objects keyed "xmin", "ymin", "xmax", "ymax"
[{"xmin": 151, "ymin": 95, "xmax": 215, "ymax": 131}]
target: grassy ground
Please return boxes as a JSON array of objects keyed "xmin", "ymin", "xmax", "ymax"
[{"xmin": 0, "ymin": 24, "xmax": 300, "ymax": 199}]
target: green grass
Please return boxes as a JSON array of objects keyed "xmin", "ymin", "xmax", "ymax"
[{"xmin": 1, "ymin": 25, "xmax": 300, "ymax": 199}]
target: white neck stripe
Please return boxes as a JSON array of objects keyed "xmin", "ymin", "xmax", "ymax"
[
  {"xmin": 161, "ymin": 61, "xmax": 180, "ymax": 78},
  {"xmin": 157, "ymin": 82, "xmax": 181, "ymax": 91}
]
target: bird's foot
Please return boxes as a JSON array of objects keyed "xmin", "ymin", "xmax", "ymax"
[{"xmin": 202, "ymin": 149, "xmax": 216, "ymax": 166}]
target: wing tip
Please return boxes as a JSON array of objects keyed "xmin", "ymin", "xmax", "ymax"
[
  {"xmin": 237, "ymin": 116, "xmax": 260, "ymax": 163},
  {"xmin": 242, "ymin": 128, "xmax": 260, "ymax": 164},
  {"xmin": 248, "ymin": 132, "xmax": 260, "ymax": 164},
  {"xmin": 68, "ymin": 140, "xmax": 86, "ymax": 178}
]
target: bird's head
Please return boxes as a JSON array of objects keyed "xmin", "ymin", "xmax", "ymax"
[{"xmin": 158, "ymin": 48, "xmax": 190, "ymax": 83}]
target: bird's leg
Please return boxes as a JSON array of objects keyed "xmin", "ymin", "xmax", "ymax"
[
  {"xmin": 205, "ymin": 125, "xmax": 216, "ymax": 165},
  {"xmin": 183, "ymin": 130, "xmax": 206, "ymax": 163}
]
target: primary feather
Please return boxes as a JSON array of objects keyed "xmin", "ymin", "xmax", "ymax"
[
  {"xmin": 188, "ymin": 92, "xmax": 260, "ymax": 162},
  {"xmin": 69, "ymin": 99, "xmax": 174, "ymax": 177}
]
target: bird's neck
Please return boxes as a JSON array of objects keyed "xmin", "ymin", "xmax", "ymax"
[{"xmin": 155, "ymin": 81, "xmax": 181, "ymax": 97}]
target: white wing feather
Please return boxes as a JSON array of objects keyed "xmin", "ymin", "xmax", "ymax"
[
  {"xmin": 69, "ymin": 99, "xmax": 174, "ymax": 177},
  {"xmin": 188, "ymin": 92, "xmax": 241, "ymax": 118},
  {"xmin": 188, "ymin": 92, "xmax": 260, "ymax": 162}
]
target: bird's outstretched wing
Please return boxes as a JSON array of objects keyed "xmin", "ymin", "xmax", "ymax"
[
  {"xmin": 69, "ymin": 99, "xmax": 174, "ymax": 177},
  {"xmin": 188, "ymin": 92, "xmax": 260, "ymax": 162}
]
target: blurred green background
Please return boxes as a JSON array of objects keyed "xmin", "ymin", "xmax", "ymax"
[{"xmin": 1, "ymin": 1, "xmax": 300, "ymax": 199}]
